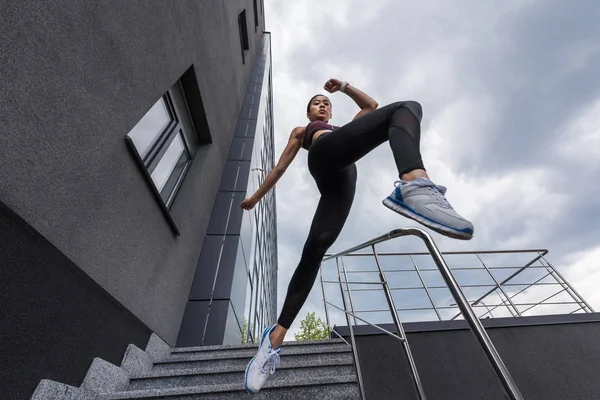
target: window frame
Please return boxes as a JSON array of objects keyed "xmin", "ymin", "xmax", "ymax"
[
  {"xmin": 143, "ymin": 92, "xmax": 185, "ymax": 174},
  {"xmin": 128, "ymin": 87, "xmax": 194, "ymax": 204},
  {"xmin": 125, "ymin": 66, "xmax": 210, "ymax": 236},
  {"xmin": 238, "ymin": 10, "xmax": 249, "ymax": 64},
  {"xmin": 253, "ymin": 0, "xmax": 259, "ymax": 32}
]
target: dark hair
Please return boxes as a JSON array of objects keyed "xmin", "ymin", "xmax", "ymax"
[{"xmin": 306, "ymin": 94, "xmax": 331, "ymax": 113}]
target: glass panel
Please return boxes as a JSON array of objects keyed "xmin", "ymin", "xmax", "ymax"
[
  {"xmin": 160, "ymin": 136, "xmax": 190, "ymax": 206},
  {"xmin": 231, "ymin": 240, "xmax": 249, "ymax": 323},
  {"xmin": 151, "ymin": 132, "xmax": 186, "ymax": 193},
  {"xmin": 128, "ymin": 98, "xmax": 172, "ymax": 157},
  {"xmin": 240, "ymin": 211, "xmax": 253, "ymax": 273},
  {"xmin": 170, "ymin": 81, "xmax": 198, "ymax": 151},
  {"xmin": 222, "ymin": 56, "xmax": 279, "ymax": 344},
  {"xmin": 223, "ymin": 302, "xmax": 243, "ymax": 345},
  {"xmin": 161, "ymin": 151, "xmax": 189, "ymax": 206}
]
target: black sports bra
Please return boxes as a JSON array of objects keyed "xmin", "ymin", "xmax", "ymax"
[{"xmin": 302, "ymin": 120, "xmax": 340, "ymax": 150}]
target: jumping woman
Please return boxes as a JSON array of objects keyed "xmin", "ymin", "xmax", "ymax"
[{"xmin": 241, "ymin": 78, "xmax": 474, "ymax": 393}]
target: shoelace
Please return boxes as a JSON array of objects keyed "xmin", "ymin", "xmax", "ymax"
[
  {"xmin": 395, "ymin": 178, "xmax": 451, "ymax": 209},
  {"xmin": 259, "ymin": 349, "xmax": 281, "ymax": 375}
]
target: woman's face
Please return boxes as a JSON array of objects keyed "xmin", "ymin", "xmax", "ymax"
[{"xmin": 307, "ymin": 95, "xmax": 332, "ymax": 122}]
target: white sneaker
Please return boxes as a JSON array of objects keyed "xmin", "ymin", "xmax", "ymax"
[
  {"xmin": 383, "ymin": 177, "xmax": 474, "ymax": 240},
  {"xmin": 244, "ymin": 324, "xmax": 281, "ymax": 393}
]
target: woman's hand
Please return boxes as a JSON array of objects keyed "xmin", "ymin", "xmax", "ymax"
[
  {"xmin": 325, "ymin": 80, "xmax": 378, "ymax": 120},
  {"xmin": 241, "ymin": 196, "xmax": 259, "ymax": 210},
  {"xmin": 323, "ymin": 78, "xmax": 344, "ymax": 93}
]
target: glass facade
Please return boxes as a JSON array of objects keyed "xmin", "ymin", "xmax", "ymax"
[
  {"xmin": 241, "ymin": 75, "xmax": 278, "ymax": 343},
  {"xmin": 177, "ymin": 33, "xmax": 277, "ymax": 347},
  {"xmin": 238, "ymin": 35, "xmax": 277, "ymax": 344}
]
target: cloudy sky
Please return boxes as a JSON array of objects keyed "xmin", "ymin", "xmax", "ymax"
[{"xmin": 262, "ymin": 0, "xmax": 600, "ymax": 338}]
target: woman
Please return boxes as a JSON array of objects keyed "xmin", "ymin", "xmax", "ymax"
[{"xmin": 241, "ymin": 78, "xmax": 474, "ymax": 393}]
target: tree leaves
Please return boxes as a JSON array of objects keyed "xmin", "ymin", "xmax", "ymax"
[{"xmin": 294, "ymin": 312, "xmax": 329, "ymax": 341}]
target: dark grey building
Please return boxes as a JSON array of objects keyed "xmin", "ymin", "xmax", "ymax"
[
  {"xmin": 1, "ymin": 1, "xmax": 276, "ymax": 398},
  {"xmin": 177, "ymin": 21, "xmax": 278, "ymax": 348}
]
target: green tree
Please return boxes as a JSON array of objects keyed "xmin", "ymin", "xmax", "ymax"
[
  {"xmin": 241, "ymin": 318, "xmax": 248, "ymax": 344},
  {"xmin": 294, "ymin": 312, "xmax": 329, "ymax": 341}
]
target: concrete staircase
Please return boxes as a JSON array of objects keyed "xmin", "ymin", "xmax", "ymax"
[{"xmin": 31, "ymin": 334, "xmax": 360, "ymax": 399}]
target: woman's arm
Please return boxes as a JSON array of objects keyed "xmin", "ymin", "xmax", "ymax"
[
  {"xmin": 324, "ymin": 78, "xmax": 378, "ymax": 121},
  {"xmin": 241, "ymin": 127, "xmax": 304, "ymax": 210}
]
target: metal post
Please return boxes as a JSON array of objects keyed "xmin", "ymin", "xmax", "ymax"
[
  {"xmin": 476, "ymin": 254, "xmax": 521, "ymax": 317},
  {"xmin": 479, "ymin": 300, "xmax": 495, "ymax": 318},
  {"xmin": 409, "ymin": 254, "xmax": 442, "ymax": 321},
  {"xmin": 319, "ymin": 266, "xmax": 332, "ymax": 337},
  {"xmin": 341, "ymin": 257, "xmax": 359, "ymax": 325},
  {"xmin": 336, "ymin": 258, "xmax": 366, "ymax": 400},
  {"xmin": 452, "ymin": 300, "xmax": 495, "ymax": 318},
  {"xmin": 372, "ymin": 245, "xmax": 428, "ymax": 400},
  {"xmin": 540, "ymin": 254, "xmax": 595, "ymax": 313},
  {"xmin": 457, "ymin": 271, "xmax": 554, "ymax": 321},
  {"xmin": 458, "ymin": 251, "xmax": 547, "ymax": 317},
  {"xmin": 323, "ymin": 228, "xmax": 525, "ymax": 400},
  {"xmin": 419, "ymin": 232, "xmax": 524, "ymax": 400}
]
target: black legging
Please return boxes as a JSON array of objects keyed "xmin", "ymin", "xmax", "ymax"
[{"xmin": 277, "ymin": 101, "xmax": 425, "ymax": 329}]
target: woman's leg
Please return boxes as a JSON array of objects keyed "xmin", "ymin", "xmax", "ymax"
[
  {"xmin": 272, "ymin": 102, "xmax": 425, "ymax": 345},
  {"xmin": 311, "ymin": 101, "xmax": 425, "ymax": 178},
  {"xmin": 312, "ymin": 100, "xmax": 474, "ymax": 240},
  {"xmin": 271, "ymin": 165, "xmax": 357, "ymax": 347}
]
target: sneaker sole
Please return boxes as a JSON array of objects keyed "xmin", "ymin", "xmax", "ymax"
[
  {"xmin": 382, "ymin": 197, "xmax": 473, "ymax": 240},
  {"xmin": 244, "ymin": 325, "xmax": 276, "ymax": 394},
  {"xmin": 244, "ymin": 354, "xmax": 258, "ymax": 393}
]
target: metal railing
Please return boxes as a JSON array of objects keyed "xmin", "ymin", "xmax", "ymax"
[{"xmin": 318, "ymin": 228, "xmax": 593, "ymax": 400}]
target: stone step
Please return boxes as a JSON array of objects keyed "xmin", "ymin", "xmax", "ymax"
[
  {"xmin": 172, "ymin": 338, "xmax": 347, "ymax": 354},
  {"xmin": 129, "ymin": 359, "xmax": 355, "ymax": 390},
  {"xmin": 153, "ymin": 346, "xmax": 353, "ymax": 371},
  {"xmin": 169, "ymin": 341, "xmax": 348, "ymax": 361},
  {"xmin": 106, "ymin": 374, "xmax": 360, "ymax": 399}
]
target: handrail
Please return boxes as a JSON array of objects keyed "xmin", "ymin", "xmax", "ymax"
[
  {"xmin": 323, "ymin": 229, "xmax": 408, "ymax": 261},
  {"xmin": 328, "ymin": 325, "xmax": 352, "ymax": 347},
  {"xmin": 464, "ymin": 250, "xmax": 548, "ymax": 314},
  {"xmin": 325, "ymin": 247, "xmax": 550, "ymax": 259},
  {"xmin": 325, "ymin": 300, "xmax": 406, "ymax": 343},
  {"xmin": 318, "ymin": 267, "xmax": 333, "ymax": 339},
  {"xmin": 372, "ymin": 243, "xmax": 428, "ymax": 399},
  {"xmin": 336, "ymin": 257, "xmax": 366, "ymax": 399},
  {"xmin": 322, "ymin": 228, "xmax": 525, "ymax": 400},
  {"xmin": 539, "ymin": 254, "xmax": 595, "ymax": 312}
]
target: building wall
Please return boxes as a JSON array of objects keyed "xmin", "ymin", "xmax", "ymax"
[
  {"xmin": 177, "ymin": 33, "xmax": 278, "ymax": 347},
  {"xmin": 335, "ymin": 314, "xmax": 600, "ymax": 400},
  {"xmin": 0, "ymin": 198, "xmax": 152, "ymax": 399},
  {"xmin": 0, "ymin": 0, "xmax": 266, "ymax": 345}
]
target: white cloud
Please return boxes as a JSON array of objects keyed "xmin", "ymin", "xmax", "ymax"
[
  {"xmin": 556, "ymin": 98, "xmax": 600, "ymax": 165},
  {"xmin": 264, "ymin": 0, "xmax": 600, "ymax": 341},
  {"xmin": 563, "ymin": 246, "xmax": 600, "ymax": 311}
]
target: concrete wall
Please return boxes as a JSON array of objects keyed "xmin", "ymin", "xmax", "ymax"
[
  {"xmin": 0, "ymin": 199, "xmax": 151, "ymax": 400},
  {"xmin": 0, "ymin": 0, "xmax": 266, "ymax": 344},
  {"xmin": 336, "ymin": 313, "xmax": 600, "ymax": 400}
]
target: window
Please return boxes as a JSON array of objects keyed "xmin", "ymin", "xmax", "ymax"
[
  {"xmin": 253, "ymin": 0, "xmax": 259, "ymax": 31},
  {"xmin": 238, "ymin": 10, "xmax": 249, "ymax": 64},
  {"xmin": 126, "ymin": 66, "xmax": 211, "ymax": 235}
]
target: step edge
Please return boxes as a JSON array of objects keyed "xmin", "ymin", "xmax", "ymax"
[
  {"xmin": 159, "ymin": 347, "xmax": 351, "ymax": 364},
  {"xmin": 132, "ymin": 361, "xmax": 355, "ymax": 379},
  {"xmin": 145, "ymin": 333, "xmax": 172, "ymax": 362},
  {"xmin": 107, "ymin": 374, "xmax": 358, "ymax": 398},
  {"xmin": 81, "ymin": 358, "xmax": 129, "ymax": 394},
  {"xmin": 30, "ymin": 379, "xmax": 100, "ymax": 400},
  {"xmin": 173, "ymin": 339, "xmax": 347, "ymax": 353},
  {"xmin": 121, "ymin": 344, "xmax": 153, "ymax": 376}
]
